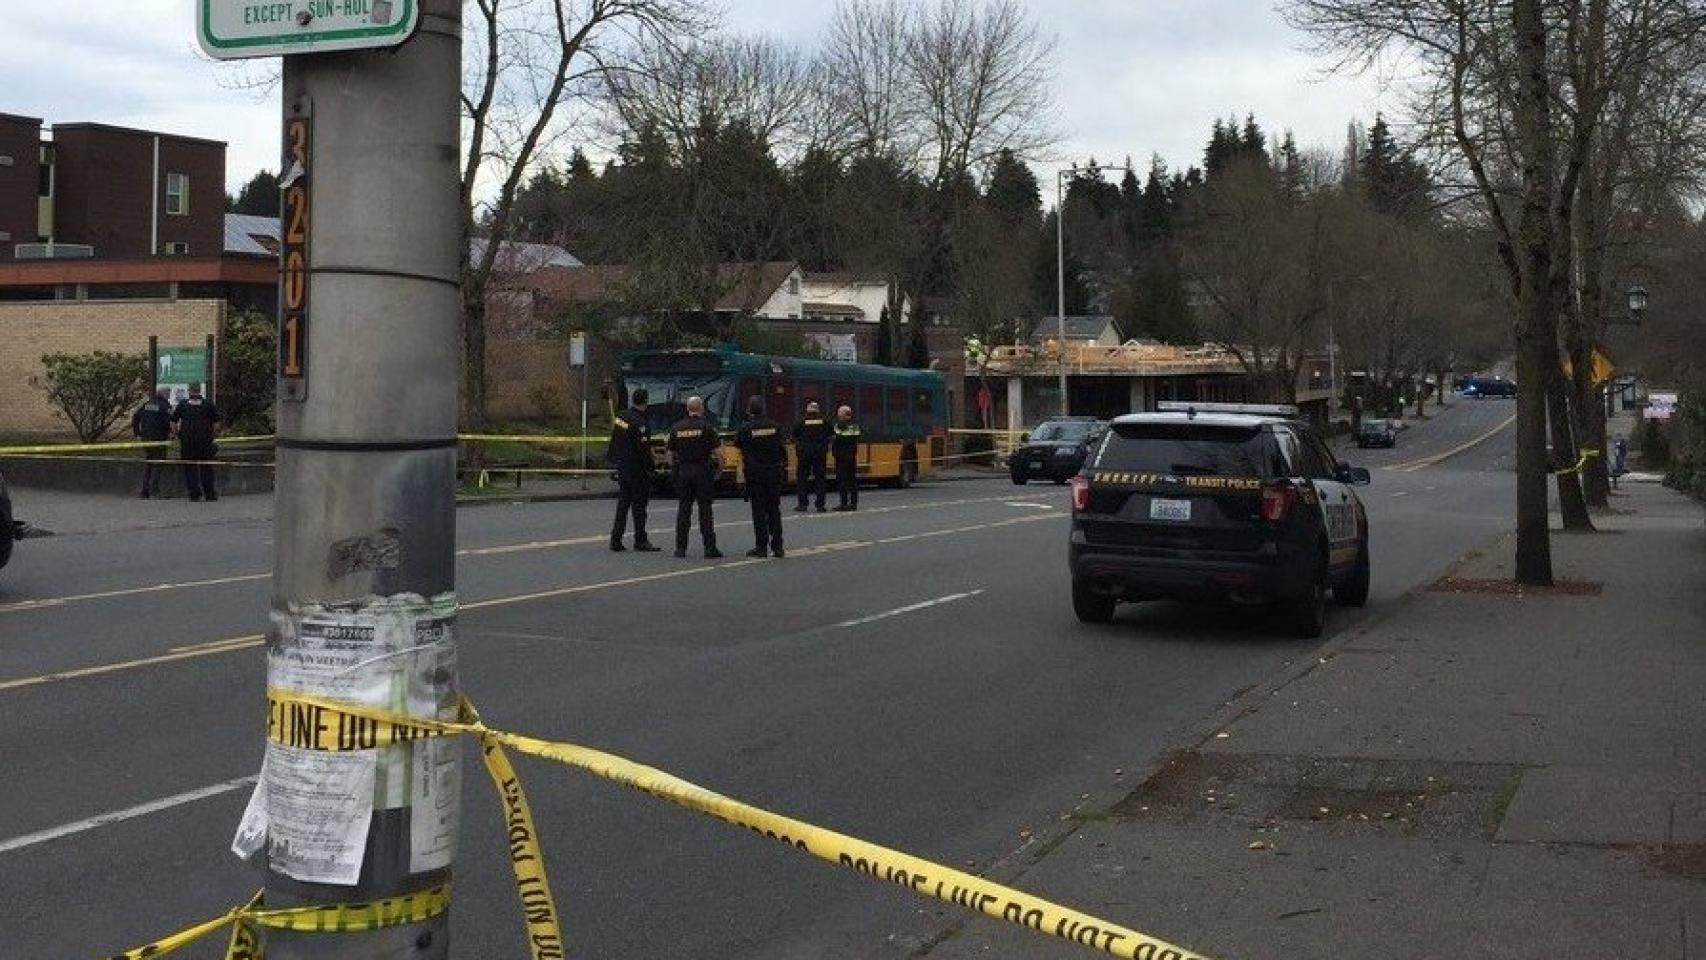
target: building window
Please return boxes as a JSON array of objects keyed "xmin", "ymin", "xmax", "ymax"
[
  {"xmin": 166, "ymin": 172, "xmax": 189, "ymax": 215},
  {"xmin": 162, "ymin": 241, "xmax": 190, "ymax": 255},
  {"xmin": 39, "ymin": 163, "xmax": 52, "ymax": 198},
  {"xmin": 787, "ymin": 276, "xmax": 800, "ymax": 295}
]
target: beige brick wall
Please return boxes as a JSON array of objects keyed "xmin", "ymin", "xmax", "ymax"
[{"xmin": 0, "ymin": 298, "xmax": 225, "ymax": 437}]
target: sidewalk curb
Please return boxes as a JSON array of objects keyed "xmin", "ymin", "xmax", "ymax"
[
  {"xmin": 899, "ymin": 524, "xmax": 1518, "ymax": 960},
  {"xmin": 453, "ymin": 472, "xmax": 1005, "ymax": 508}
]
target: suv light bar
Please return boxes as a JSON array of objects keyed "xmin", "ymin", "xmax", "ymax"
[{"xmin": 1156, "ymin": 401, "xmax": 1299, "ymax": 418}]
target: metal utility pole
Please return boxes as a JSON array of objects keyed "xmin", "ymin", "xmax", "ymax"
[
  {"xmin": 257, "ymin": 2, "xmax": 464, "ymax": 957},
  {"xmin": 1055, "ymin": 168, "xmax": 1069, "ymax": 418},
  {"xmin": 1054, "ymin": 161, "xmax": 1132, "ymax": 420}
]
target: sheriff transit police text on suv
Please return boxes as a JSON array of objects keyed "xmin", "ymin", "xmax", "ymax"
[{"xmin": 1067, "ymin": 402, "xmax": 1372, "ymax": 638}]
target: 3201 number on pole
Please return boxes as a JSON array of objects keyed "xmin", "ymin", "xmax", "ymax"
[{"xmin": 279, "ymin": 105, "xmax": 311, "ymax": 402}]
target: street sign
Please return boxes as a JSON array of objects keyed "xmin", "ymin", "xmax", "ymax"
[
  {"xmin": 569, "ymin": 333, "xmax": 587, "ymax": 369},
  {"xmin": 197, "ymin": 0, "xmax": 420, "ymax": 60}
]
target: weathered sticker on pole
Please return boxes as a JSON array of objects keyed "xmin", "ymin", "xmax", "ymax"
[
  {"xmin": 279, "ymin": 100, "xmax": 311, "ymax": 403},
  {"xmin": 198, "ymin": 0, "xmax": 421, "ymax": 60}
]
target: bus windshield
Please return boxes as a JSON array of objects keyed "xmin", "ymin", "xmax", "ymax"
[{"xmin": 621, "ymin": 375, "xmax": 737, "ymax": 434}]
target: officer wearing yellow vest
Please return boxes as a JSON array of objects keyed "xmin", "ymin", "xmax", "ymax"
[
  {"xmin": 832, "ymin": 403, "xmax": 861, "ymax": 512},
  {"xmin": 735, "ymin": 395, "xmax": 786, "ymax": 558},
  {"xmin": 792, "ymin": 399, "xmax": 830, "ymax": 513},
  {"xmin": 666, "ymin": 395, "xmax": 724, "ymax": 559}
]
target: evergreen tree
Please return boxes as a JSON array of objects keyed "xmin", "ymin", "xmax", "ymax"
[
  {"xmin": 906, "ymin": 312, "xmax": 931, "ymax": 369},
  {"xmin": 1241, "ymin": 113, "xmax": 1268, "ymax": 164},
  {"xmin": 1138, "ymin": 159, "xmax": 1172, "ymax": 243},
  {"xmin": 1277, "ymin": 130, "xmax": 1304, "ymax": 198},
  {"xmin": 227, "ymin": 170, "xmax": 280, "ymax": 216},
  {"xmin": 985, "ymin": 148, "xmax": 1041, "ymax": 224},
  {"xmin": 874, "ymin": 304, "xmax": 894, "ymax": 366},
  {"xmin": 1118, "ymin": 162, "xmax": 1142, "ymax": 246},
  {"xmin": 564, "ymin": 148, "xmax": 594, "ymax": 181},
  {"xmin": 1360, "ymin": 114, "xmax": 1433, "ymax": 218}
]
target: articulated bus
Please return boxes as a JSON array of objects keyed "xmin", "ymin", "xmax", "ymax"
[{"xmin": 615, "ymin": 347, "xmax": 949, "ymax": 488}]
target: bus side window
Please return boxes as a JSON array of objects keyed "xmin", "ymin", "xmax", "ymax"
[
  {"xmin": 802, "ymin": 381, "xmax": 828, "ymax": 419},
  {"xmin": 913, "ymin": 388, "xmax": 934, "ymax": 426},
  {"xmin": 859, "ymin": 385, "xmax": 883, "ymax": 432},
  {"xmin": 886, "ymin": 386, "xmax": 909, "ymax": 430},
  {"xmin": 831, "ymin": 382, "xmax": 856, "ymax": 420},
  {"xmin": 772, "ymin": 377, "xmax": 796, "ymax": 427},
  {"xmin": 738, "ymin": 376, "xmax": 763, "ymax": 424}
]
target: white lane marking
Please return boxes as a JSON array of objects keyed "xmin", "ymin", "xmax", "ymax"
[
  {"xmin": 0, "ymin": 775, "xmax": 257, "ymax": 856},
  {"xmin": 834, "ymin": 590, "xmax": 984, "ymax": 629},
  {"xmin": 1004, "ymin": 501, "xmax": 1055, "ymax": 510},
  {"xmin": 1390, "ymin": 491, "xmax": 1410, "ymax": 498}
]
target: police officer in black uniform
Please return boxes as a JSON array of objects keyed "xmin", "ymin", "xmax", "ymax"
[
  {"xmin": 667, "ymin": 395, "xmax": 724, "ymax": 559},
  {"xmin": 606, "ymin": 388, "xmax": 660, "ymax": 552},
  {"xmin": 832, "ymin": 403, "xmax": 861, "ymax": 511},
  {"xmin": 131, "ymin": 387, "xmax": 174, "ymax": 498},
  {"xmin": 171, "ymin": 383, "xmax": 221, "ymax": 502},
  {"xmin": 735, "ymin": 395, "xmax": 786, "ymax": 559},
  {"xmin": 792, "ymin": 400, "xmax": 830, "ymax": 513}
]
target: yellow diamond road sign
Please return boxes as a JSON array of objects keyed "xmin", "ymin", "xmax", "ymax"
[{"xmin": 198, "ymin": 0, "xmax": 419, "ymax": 60}]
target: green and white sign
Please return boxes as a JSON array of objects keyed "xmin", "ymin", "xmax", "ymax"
[
  {"xmin": 157, "ymin": 346, "xmax": 209, "ymax": 403},
  {"xmin": 198, "ymin": 0, "xmax": 419, "ymax": 60}
]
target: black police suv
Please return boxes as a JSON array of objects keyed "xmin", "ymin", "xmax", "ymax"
[
  {"xmin": 1010, "ymin": 416, "xmax": 1105, "ymax": 484},
  {"xmin": 1067, "ymin": 403, "xmax": 1372, "ymax": 638},
  {"xmin": 0, "ymin": 468, "xmax": 14, "ymax": 574}
]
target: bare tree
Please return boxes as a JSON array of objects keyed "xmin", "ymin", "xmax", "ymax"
[
  {"xmin": 460, "ymin": 0, "xmax": 701, "ymax": 431},
  {"xmin": 1286, "ymin": 0, "xmax": 1706, "ymax": 578},
  {"xmin": 826, "ymin": 0, "xmax": 1056, "ymax": 365},
  {"xmin": 1186, "ymin": 160, "xmax": 1337, "ymax": 402}
]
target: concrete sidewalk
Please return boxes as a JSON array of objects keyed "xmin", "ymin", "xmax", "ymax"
[{"xmin": 926, "ymin": 481, "xmax": 1706, "ymax": 960}]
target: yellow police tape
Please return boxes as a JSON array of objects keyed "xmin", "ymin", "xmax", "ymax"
[
  {"xmin": 1552, "ymin": 447, "xmax": 1603, "ymax": 476},
  {"xmin": 457, "ymin": 433, "xmax": 603, "ymax": 445},
  {"xmin": 108, "ymin": 884, "xmax": 450, "ymax": 959},
  {"xmin": 265, "ymin": 689, "xmax": 1214, "ymax": 960},
  {"xmin": 0, "ymin": 435, "xmax": 276, "ymax": 456}
]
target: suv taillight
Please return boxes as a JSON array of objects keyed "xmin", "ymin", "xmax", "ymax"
[
  {"xmin": 1070, "ymin": 475, "xmax": 1090, "ymax": 512},
  {"xmin": 1260, "ymin": 483, "xmax": 1298, "ymax": 522}
]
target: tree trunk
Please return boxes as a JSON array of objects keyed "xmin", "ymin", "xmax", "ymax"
[
  {"xmin": 1573, "ymin": 175, "xmax": 1612, "ymax": 508},
  {"xmin": 1548, "ymin": 357, "xmax": 1594, "ymax": 530},
  {"xmin": 460, "ymin": 277, "xmax": 490, "ymax": 476},
  {"xmin": 1511, "ymin": 0, "xmax": 1555, "ymax": 586}
]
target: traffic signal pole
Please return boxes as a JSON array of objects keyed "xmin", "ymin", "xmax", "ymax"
[{"xmin": 254, "ymin": 2, "xmax": 463, "ymax": 957}]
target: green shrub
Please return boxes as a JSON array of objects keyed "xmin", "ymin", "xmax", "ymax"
[{"xmin": 36, "ymin": 351, "xmax": 149, "ymax": 442}]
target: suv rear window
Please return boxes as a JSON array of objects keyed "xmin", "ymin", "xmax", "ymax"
[
  {"xmin": 1094, "ymin": 423, "xmax": 1281, "ymax": 478},
  {"xmin": 1030, "ymin": 420, "xmax": 1094, "ymax": 442}
]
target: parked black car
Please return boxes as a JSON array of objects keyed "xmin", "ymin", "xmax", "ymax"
[
  {"xmin": 1462, "ymin": 377, "xmax": 1517, "ymax": 399},
  {"xmin": 1356, "ymin": 418, "xmax": 1397, "ymax": 448},
  {"xmin": 1010, "ymin": 416, "xmax": 1106, "ymax": 484},
  {"xmin": 1067, "ymin": 402, "xmax": 1372, "ymax": 638}
]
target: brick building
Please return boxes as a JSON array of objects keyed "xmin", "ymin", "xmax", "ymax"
[{"xmin": 0, "ymin": 117, "xmax": 225, "ymax": 261}]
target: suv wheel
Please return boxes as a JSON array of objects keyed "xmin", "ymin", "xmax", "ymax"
[
  {"xmin": 1072, "ymin": 580, "xmax": 1117, "ymax": 624},
  {"xmin": 1335, "ymin": 534, "xmax": 1371, "ymax": 607},
  {"xmin": 1010, "ymin": 468, "xmax": 1028, "ymax": 485},
  {"xmin": 1286, "ymin": 558, "xmax": 1327, "ymax": 639}
]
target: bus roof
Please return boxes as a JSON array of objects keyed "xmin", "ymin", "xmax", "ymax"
[{"xmin": 621, "ymin": 348, "xmax": 946, "ymax": 388}]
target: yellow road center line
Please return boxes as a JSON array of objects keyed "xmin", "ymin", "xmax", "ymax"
[
  {"xmin": 0, "ymin": 513, "xmax": 1052, "ymax": 693},
  {"xmin": 1386, "ymin": 413, "xmax": 1516, "ymax": 472},
  {"xmin": 0, "ymin": 494, "xmax": 1049, "ymax": 617},
  {"xmin": 0, "ymin": 637, "xmax": 265, "ymax": 693}
]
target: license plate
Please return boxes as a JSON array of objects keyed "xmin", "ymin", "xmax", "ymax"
[
  {"xmin": 1149, "ymin": 498, "xmax": 1192, "ymax": 522},
  {"xmin": 1032, "ymin": 459, "xmax": 1047, "ymax": 468}
]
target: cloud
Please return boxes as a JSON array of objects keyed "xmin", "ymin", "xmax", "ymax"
[{"xmin": 5, "ymin": 0, "xmax": 1391, "ymax": 195}]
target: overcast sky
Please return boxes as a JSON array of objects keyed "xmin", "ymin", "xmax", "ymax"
[{"xmin": 6, "ymin": 1, "xmax": 1396, "ymax": 198}]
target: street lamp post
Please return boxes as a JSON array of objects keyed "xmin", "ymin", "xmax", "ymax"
[{"xmin": 1055, "ymin": 161, "xmax": 1132, "ymax": 418}]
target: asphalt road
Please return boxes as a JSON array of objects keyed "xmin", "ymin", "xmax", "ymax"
[{"xmin": 0, "ymin": 398, "xmax": 1517, "ymax": 960}]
